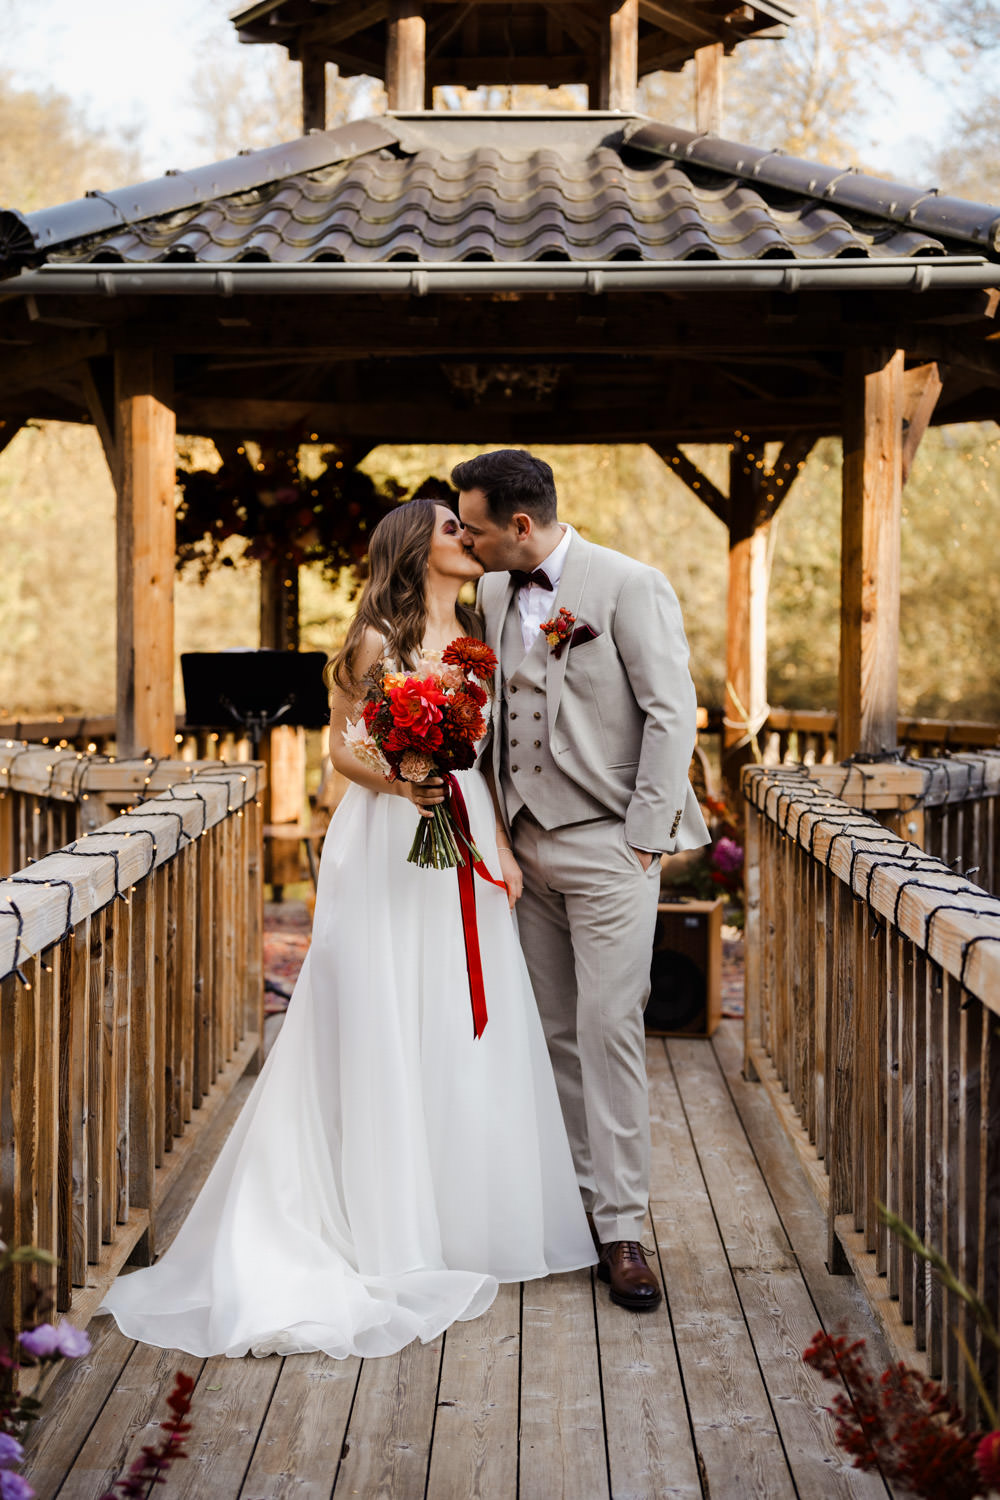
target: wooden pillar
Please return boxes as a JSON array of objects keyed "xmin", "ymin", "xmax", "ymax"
[
  {"xmin": 114, "ymin": 350, "xmax": 176, "ymax": 758},
  {"xmin": 386, "ymin": 1, "xmax": 426, "ymax": 111},
  {"xmin": 840, "ymin": 348, "xmax": 904, "ymax": 758},
  {"xmin": 723, "ymin": 437, "xmax": 768, "ymax": 800},
  {"xmin": 694, "ymin": 42, "xmax": 724, "ymax": 133},
  {"xmin": 259, "ymin": 556, "xmax": 300, "ymax": 653},
  {"xmin": 301, "ymin": 52, "xmax": 327, "ymax": 133},
  {"xmin": 597, "ymin": 0, "xmax": 638, "ymax": 111}
]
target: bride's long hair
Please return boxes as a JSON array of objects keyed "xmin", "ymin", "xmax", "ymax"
[{"xmin": 328, "ymin": 498, "xmax": 481, "ymax": 692}]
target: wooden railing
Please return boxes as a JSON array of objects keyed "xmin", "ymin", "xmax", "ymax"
[
  {"xmin": 743, "ymin": 763, "xmax": 1000, "ymax": 1417},
  {"xmin": 805, "ymin": 752, "xmax": 1000, "ymax": 897},
  {"xmin": 0, "ymin": 758, "xmax": 265, "ymax": 1343},
  {"xmin": 0, "ymin": 715, "xmax": 252, "ymax": 762},
  {"xmin": 759, "ymin": 708, "xmax": 998, "ymax": 767}
]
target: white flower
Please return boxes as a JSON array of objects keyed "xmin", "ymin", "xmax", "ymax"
[{"xmin": 342, "ymin": 716, "xmax": 390, "ymax": 778}]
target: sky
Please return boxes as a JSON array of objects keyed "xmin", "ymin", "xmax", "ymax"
[{"xmin": 5, "ymin": 0, "xmax": 965, "ymax": 187}]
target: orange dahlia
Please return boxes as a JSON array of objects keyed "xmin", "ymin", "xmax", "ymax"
[{"xmin": 441, "ymin": 636, "xmax": 498, "ymax": 681}]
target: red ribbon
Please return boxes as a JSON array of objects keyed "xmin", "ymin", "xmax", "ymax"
[{"xmin": 444, "ymin": 773, "xmax": 508, "ymax": 1040}]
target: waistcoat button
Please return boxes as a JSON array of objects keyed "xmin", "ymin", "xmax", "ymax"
[
  {"xmin": 533, "ymin": 740, "xmax": 541, "ymax": 748},
  {"xmin": 533, "ymin": 765, "xmax": 542, "ymax": 773},
  {"xmin": 511, "ymin": 739, "xmax": 519, "ymax": 748},
  {"xmin": 512, "ymin": 765, "xmax": 519, "ymax": 773},
  {"xmin": 510, "ymin": 711, "xmax": 518, "ymax": 720},
  {"xmin": 533, "ymin": 711, "xmax": 542, "ymax": 720},
  {"xmin": 534, "ymin": 686, "xmax": 543, "ymax": 694},
  {"xmin": 510, "ymin": 686, "xmax": 518, "ymax": 694}
]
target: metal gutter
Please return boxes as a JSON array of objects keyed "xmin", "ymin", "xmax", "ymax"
[{"xmin": 3, "ymin": 257, "xmax": 999, "ymax": 298}]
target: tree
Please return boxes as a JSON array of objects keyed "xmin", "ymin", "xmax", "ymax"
[{"xmin": 0, "ymin": 73, "xmax": 138, "ymax": 212}]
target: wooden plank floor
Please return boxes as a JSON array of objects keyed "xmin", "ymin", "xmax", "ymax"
[{"xmin": 24, "ymin": 1022, "xmax": 899, "ymax": 1500}]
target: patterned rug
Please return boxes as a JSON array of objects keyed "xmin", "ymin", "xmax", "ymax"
[
  {"xmin": 264, "ymin": 903, "xmax": 746, "ymax": 1020},
  {"xmin": 263, "ymin": 900, "xmax": 312, "ymax": 1013}
]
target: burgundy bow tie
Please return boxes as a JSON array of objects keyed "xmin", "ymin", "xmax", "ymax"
[{"xmin": 510, "ymin": 568, "xmax": 553, "ymax": 591}]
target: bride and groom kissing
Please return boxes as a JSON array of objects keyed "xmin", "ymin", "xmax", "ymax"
[{"xmin": 98, "ymin": 447, "xmax": 709, "ymax": 1360}]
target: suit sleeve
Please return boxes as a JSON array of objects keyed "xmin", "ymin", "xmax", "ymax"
[{"xmin": 612, "ymin": 568, "xmax": 699, "ymax": 852}]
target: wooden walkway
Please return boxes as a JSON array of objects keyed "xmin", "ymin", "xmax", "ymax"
[{"xmin": 23, "ymin": 1022, "xmax": 897, "ymax": 1500}]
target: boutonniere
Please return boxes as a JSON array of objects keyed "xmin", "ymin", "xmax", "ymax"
[{"xmin": 540, "ymin": 607, "xmax": 577, "ymax": 659}]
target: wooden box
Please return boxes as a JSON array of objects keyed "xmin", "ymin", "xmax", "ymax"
[{"xmin": 644, "ymin": 897, "xmax": 724, "ymax": 1038}]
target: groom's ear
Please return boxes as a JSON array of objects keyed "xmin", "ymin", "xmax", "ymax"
[{"xmin": 511, "ymin": 511, "xmax": 533, "ymax": 540}]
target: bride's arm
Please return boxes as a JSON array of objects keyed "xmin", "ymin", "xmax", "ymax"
[{"xmin": 327, "ymin": 627, "xmax": 445, "ymax": 815}]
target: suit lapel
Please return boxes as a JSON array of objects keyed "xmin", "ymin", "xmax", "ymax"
[{"xmin": 546, "ymin": 529, "xmax": 592, "ymax": 728}]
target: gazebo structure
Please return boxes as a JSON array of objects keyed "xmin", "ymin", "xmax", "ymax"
[{"xmin": 3, "ymin": 7, "xmax": 1000, "ymax": 1494}]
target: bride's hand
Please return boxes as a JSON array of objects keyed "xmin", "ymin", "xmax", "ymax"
[
  {"xmin": 497, "ymin": 846, "xmax": 523, "ymax": 907},
  {"xmin": 396, "ymin": 777, "xmax": 446, "ymax": 819}
]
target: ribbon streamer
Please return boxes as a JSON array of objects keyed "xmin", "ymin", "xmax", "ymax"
[{"xmin": 444, "ymin": 773, "xmax": 507, "ymax": 1040}]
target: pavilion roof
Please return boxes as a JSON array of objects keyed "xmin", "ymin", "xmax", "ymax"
[{"xmin": 3, "ymin": 113, "xmax": 999, "ymax": 282}]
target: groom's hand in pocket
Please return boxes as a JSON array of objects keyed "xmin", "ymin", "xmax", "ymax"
[{"xmin": 399, "ymin": 777, "xmax": 446, "ymax": 818}]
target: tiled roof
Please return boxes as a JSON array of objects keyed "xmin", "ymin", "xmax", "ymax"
[{"xmin": 4, "ymin": 114, "xmax": 999, "ymax": 276}]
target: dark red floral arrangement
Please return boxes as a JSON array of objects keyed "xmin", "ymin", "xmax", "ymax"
[{"xmin": 175, "ymin": 445, "xmax": 402, "ymax": 582}]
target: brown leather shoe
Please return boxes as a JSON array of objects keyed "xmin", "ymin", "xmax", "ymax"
[{"xmin": 597, "ymin": 1241, "xmax": 662, "ymax": 1311}]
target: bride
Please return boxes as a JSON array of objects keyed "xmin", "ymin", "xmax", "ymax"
[{"xmin": 99, "ymin": 497, "xmax": 597, "ymax": 1360}]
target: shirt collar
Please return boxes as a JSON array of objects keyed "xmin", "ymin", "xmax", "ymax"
[{"xmin": 534, "ymin": 525, "xmax": 572, "ymax": 591}]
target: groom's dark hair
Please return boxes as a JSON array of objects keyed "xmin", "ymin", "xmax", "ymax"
[{"xmin": 451, "ymin": 449, "xmax": 557, "ymax": 525}]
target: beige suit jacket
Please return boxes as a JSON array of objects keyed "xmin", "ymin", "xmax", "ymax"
[{"xmin": 480, "ymin": 528, "xmax": 710, "ymax": 855}]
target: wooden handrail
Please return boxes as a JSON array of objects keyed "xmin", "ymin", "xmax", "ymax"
[{"xmin": 743, "ymin": 762, "xmax": 1000, "ymax": 1416}]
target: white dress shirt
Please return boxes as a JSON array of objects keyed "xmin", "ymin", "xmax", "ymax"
[{"xmin": 516, "ymin": 525, "xmax": 572, "ymax": 652}]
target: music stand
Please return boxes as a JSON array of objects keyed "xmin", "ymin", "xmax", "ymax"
[{"xmin": 180, "ymin": 651, "xmax": 330, "ymax": 759}]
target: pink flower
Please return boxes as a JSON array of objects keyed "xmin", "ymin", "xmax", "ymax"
[
  {"xmin": 18, "ymin": 1320, "xmax": 90, "ymax": 1360},
  {"xmin": 710, "ymin": 836, "xmax": 744, "ymax": 875},
  {"xmin": 399, "ymin": 751, "xmax": 436, "ymax": 783}
]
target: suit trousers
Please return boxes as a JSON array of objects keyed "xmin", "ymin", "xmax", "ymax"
[{"xmin": 511, "ymin": 810, "xmax": 662, "ymax": 1244}]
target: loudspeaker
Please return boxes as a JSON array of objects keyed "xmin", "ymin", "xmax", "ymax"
[{"xmin": 644, "ymin": 898, "xmax": 723, "ymax": 1038}]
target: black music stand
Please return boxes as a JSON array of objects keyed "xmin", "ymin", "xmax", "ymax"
[{"xmin": 180, "ymin": 650, "xmax": 330, "ymax": 759}]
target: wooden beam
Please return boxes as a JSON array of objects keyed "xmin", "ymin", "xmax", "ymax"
[
  {"xmin": 0, "ymin": 328, "xmax": 107, "ymax": 400},
  {"xmin": 694, "ymin": 42, "xmax": 723, "ymax": 133},
  {"xmin": 597, "ymin": 0, "xmax": 638, "ymax": 110},
  {"xmin": 652, "ymin": 441, "xmax": 729, "ymax": 526},
  {"xmin": 839, "ymin": 348, "xmax": 904, "ymax": 758},
  {"xmin": 758, "ymin": 433, "xmax": 816, "ymax": 522},
  {"xmin": 386, "ymin": 1, "xmax": 426, "ymax": 110},
  {"xmin": 115, "ymin": 350, "xmax": 176, "ymax": 759},
  {"xmin": 901, "ymin": 361, "xmax": 943, "ymax": 487},
  {"xmin": 301, "ymin": 52, "xmax": 327, "ymax": 133},
  {"xmin": 723, "ymin": 437, "xmax": 768, "ymax": 798},
  {"xmin": 81, "ymin": 356, "xmax": 118, "ymax": 483}
]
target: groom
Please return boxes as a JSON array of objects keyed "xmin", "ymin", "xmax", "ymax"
[{"xmin": 454, "ymin": 449, "xmax": 709, "ymax": 1312}]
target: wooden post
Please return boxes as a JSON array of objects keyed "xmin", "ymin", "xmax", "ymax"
[
  {"xmin": 597, "ymin": 0, "xmax": 638, "ymax": 111},
  {"xmin": 259, "ymin": 555, "xmax": 300, "ymax": 653},
  {"xmin": 723, "ymin": 438, "xmax": 768, "ymax": 801},
  {"xmin": 259, "ymin": 551, "xmax": 302, "ymax": 892},
  {"xmin": 301, "ymin": 52, "xmax": 327, "ymax": 133},
  {"xmin": 694, "ymin": 42, "xmax": 724, "ymax": 133},
  {"xmin": 115, "ymin": 350, "xmax": 176, "ymax": 758},
  {"xmin": 386, "ymin": 1, "xmax": 426, "ymax": 111},
  {"xmin": 840, "ymin": 348, "xmax": 904, "ymax": 758}
]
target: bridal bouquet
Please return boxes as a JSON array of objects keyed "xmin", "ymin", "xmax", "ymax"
[{"xmin": 343, "ymin": 636, "xmax": 498, "ymax": 869}]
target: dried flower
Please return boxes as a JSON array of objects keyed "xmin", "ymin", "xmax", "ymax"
[{"xmin": 399, "ymin": 750, "xmax": 435, "ymax": 783}]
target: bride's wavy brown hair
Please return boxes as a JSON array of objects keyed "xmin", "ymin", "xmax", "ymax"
[{"xmin": 328, "ymin": 498, "xmax": 481, "ymax": 692}]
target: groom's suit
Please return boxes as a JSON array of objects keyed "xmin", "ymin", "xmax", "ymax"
[{"xmin": 480, "ymin": 527, "xmax": 709, "ymax": 1244}]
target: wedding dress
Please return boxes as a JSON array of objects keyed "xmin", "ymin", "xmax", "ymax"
[{"xmin": 98, "ymin": 748, "xmax": 596, "ymax": 1360}]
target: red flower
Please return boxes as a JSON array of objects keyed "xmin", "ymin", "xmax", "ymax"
[
  {"xmin": 441, "ymin": 637, "xmax": 498, "ymax": 680},
  {"xmin": 444, "ymin": 694, "xmax": 486, "ymax": 742},
  {"xmin": 977, "ymin": 1432, "xmax": 1000, "ymax": 1489},
  {"xmin": 388, "ymin": 676, "xmax": 448, "ymax": 732}
]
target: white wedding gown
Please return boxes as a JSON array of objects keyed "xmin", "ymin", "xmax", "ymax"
[{"xmin": 99, "ymin": 763, "xmax": 596, "ymax": 1360}]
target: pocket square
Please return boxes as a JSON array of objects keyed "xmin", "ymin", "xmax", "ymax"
[{"xmin": 553, "ymin": 623, "xmax": 599, "ymax": 659}]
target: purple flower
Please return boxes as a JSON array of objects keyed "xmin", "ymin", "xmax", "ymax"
[
  {"xmin": 0, "ymin": 1434, "xmax": 24, "ymax": 1467},
  {"xmin": 0, "ymin": 1471, "xmax": 34, "ymax": 1499},
  {"xmin": 17, "ymin": 1325, "xmax": 59, "ymax": 1359},
  {"xmin": 54, "ymin": 1324, "xmax": 90, "ymax": 1359},
  {"xmin": 17, "ymin": 1321, "xmax": 90, "ymax": 1361},
  {"xmin": 710, "ymin": 836, "xmax": 744, "ymax": 875}
]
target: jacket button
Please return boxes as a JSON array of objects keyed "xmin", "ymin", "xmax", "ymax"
[
  {"xmin": 533, "ymin": 710, "xmax": 542, "ymax": 719},
  {"xmin": 533, "ymin": 740, "xmax": 541, "ymax": 748},
  {"xmin": 511, "ymin": 739, "xmax": 519, "ymax": 747}
]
